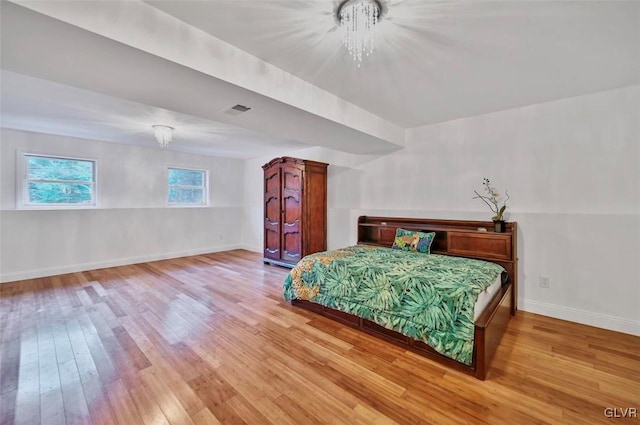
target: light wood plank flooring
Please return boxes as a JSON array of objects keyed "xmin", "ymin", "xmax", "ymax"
[{"xmin": 1, "ymin": 250, "xmax": 638, "ymax": 425}]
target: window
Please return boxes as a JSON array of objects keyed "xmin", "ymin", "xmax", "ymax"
[
  {"xmin": 23, "ymin": 154, "xmax": 96, "ymax": 206},
  {"xmin": 168, "ymin": 167, "xmax": 207, "ymax": 205}
]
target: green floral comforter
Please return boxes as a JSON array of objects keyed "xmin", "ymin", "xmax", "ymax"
[{"xmin": 283, "ymin": 245, "xmax": 504, "ymax": 365}]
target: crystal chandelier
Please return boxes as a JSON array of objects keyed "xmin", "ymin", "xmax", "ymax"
[
  {"xmin": 337, "ymin": 0, "xmax": 381, "ymax": 66},
  {"xmin": 152, "ymin": 125, "xmax": 174, "ymax": 149}
]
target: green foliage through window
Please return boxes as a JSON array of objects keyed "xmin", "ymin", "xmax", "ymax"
[
  {"xmin": 168, "ymin": 168, "xmax": 207, "ymax": 205},
  {"xmin": 25, "ymin": 155, "xmax": 96, "ymax": 205}
]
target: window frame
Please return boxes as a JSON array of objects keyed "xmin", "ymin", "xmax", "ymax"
[
  {"xmin": 166, "ymin": 166, "xmax": 209, "ymax": 207},
  {"xmin": 19, "ymin": 152, "xmax": 98, "ymax": 209}
]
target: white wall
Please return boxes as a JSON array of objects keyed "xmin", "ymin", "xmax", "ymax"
[
  {"xmin": 243, "ymin": 85, "xmax": 640, "ymax": 335},
  {"xmin": 361, "ymin": 85, "xmax": 640, "ymax": 336},
  {"xmin": 0, "ymin": 128, "xmax": 245, "ymax": 281}
]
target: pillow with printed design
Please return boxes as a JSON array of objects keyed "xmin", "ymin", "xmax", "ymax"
[{"xmin": 391, "ymin": 228, "xmax": 436, "ymax": 254}]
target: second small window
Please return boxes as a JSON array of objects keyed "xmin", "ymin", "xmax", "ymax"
[{"xmin": 168, "ymin": 167, "xmax": 207, "ymax": 205}]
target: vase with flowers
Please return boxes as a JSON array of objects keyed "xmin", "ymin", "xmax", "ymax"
[{"xmin": 473, "ymin": 178, "xmax": 510, "ymax": 232}]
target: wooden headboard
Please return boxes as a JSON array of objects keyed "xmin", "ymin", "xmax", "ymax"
[{"xmin": 357, "ymin": 216, "xmax": 518, "ymax": 312}]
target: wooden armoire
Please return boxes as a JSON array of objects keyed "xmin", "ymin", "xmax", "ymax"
[{"xmin": 262, "ymin": 157, "xmax": 328, "ymax": 267}]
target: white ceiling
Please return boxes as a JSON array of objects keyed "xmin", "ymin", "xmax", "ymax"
[
  {"xmin": 1, "ymin": 1, "xmax": 639, "ymax": 157},
  {"xmin": 1, "ymin": 71, "xmax": 309, "ymax": 159},
  {"xmin": 148, "ymin": 0, "xmax": 640, "ymax": 127}
]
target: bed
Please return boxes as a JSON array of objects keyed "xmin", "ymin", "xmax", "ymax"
[{"xmin": 284, "ymin": 216, "xmax": 518, "ymax": 380}]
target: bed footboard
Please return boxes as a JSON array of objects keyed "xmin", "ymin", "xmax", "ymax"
[{"xmin": 473, "ymin": 283, "xmax": 513, "ymax": 379}]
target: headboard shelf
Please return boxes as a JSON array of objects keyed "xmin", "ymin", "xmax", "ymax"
[
  {"xmin": 358, "ymin": 222, "xmax": 496, "ymax": 234},
  {"xmin": 357, "ymin": 215, "xmax": 519, "ymax": 312}
]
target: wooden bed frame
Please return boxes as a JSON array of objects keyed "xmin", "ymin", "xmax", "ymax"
[{"xmin": 291, "ymin": 216, "xmax": 518, "ymax": 380}]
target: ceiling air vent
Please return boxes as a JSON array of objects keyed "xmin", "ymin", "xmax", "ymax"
[
  {"xmin": 231, "ymin": 104, "xmax": 251, "ymax": 112},
  {"xmin": 225, "ymin": 104, "xmax": 252, "ymax": 115}
]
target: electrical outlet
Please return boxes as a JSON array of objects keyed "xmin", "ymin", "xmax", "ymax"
[{"xmin": 539, "ymin": 275, "xmax": 550, "ymax": 288}]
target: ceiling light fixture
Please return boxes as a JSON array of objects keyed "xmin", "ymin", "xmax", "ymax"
[
  {"xmin": 337, "ymin": 0, "xmax": 382, "ymax": 66},
  {"xmin": 152, "ymin": 124, "xmax": 173, "ymax": 149}
]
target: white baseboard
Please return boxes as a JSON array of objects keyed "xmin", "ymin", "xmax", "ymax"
[
  {"xmin": 239, "ymin": 245, "xmax": 262, "ymax": 254},
  {"xmin": 521, "ymin": 299, "xmax": 640, "ymax": 336},
  {"xmin": 0, "ymin": 245, "xmax": 243, "ymax": 283}
]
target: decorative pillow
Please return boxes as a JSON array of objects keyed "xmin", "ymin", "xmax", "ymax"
[{"xmin": 391, "ymin": 228, "xmax": 436, "ymax": 254}]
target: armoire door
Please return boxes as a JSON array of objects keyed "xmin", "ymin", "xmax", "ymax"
[
  {"xmin": 264, "ymin": 165, "xmax": 281, "ymax": 261},
  {"xmin": 280, "ymin": 165, "xmax": 302, "ymax": 263}
]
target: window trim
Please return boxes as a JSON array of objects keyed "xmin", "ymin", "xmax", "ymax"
[
  {"xmin": 166, "ymin": 166, "xmax": 209, "ymax": 207},
  {"xmin": 19, "ymin": 152, "xmax": 98, "ymax": 209}
]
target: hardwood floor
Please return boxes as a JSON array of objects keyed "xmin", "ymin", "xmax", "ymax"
[{"xmin": 1, "ymin": 250, "xmax": 638, "ymax": 425}]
